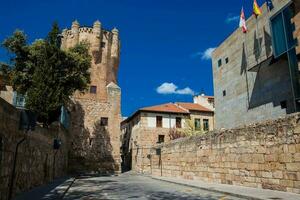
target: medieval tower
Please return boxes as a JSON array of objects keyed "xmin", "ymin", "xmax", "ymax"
[{"xmin": 61, "ymin": 20, "xmax": 121, "ymax": 174}]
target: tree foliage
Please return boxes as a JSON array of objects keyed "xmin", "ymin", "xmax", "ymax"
[{"xmin": 1, "ymin": 23, "xmax": 91, "ymax": 125}]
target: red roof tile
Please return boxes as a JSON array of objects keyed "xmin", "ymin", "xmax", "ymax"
[
  {"xmin": 140, "ymin": 103, "xmax": 189, "ymax": 114},
  {"xmin": 176, "ymin": 102, "xmax": 213, "ymax": 112}
]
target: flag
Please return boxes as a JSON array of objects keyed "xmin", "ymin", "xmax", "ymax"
[
  {"xmin": 253, "ymin": 0, "xmax": 262, "ymax": 16},
  {"xmin": 266, "ymin": 0, "xmax": 274, "ymax": 11},
  {"xmin": 239, "ymin": 7, "xmax": 247, "ymax": 33}
]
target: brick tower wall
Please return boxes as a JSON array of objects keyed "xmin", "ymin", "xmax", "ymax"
[{"xmin": 61, "ymin": 21, "xmax": 121, "ymax": 174}]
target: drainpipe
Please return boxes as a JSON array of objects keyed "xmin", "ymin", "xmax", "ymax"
[{"xmin": 8, "ymin": 136, "xmax": 27, "ymax": 200}]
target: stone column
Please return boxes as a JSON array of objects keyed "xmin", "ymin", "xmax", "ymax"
[{"xmin": 107, "ymin": 82, "xmax": 121, "ymax": 173}]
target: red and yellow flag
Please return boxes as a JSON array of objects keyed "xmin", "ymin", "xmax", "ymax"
[{"xmin": 253, "ymin": 0, "xmax": 262, "ymax": 16}]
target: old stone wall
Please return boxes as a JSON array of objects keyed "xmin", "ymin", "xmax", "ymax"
[
  {"xmin": 68, "ymin": 84, "xmax": 121, "ymax": 174},
  {"xmin": 62, "ymin": 21, "xmax": 122, "ymax": 174},
  {"xmin": 150, "ymin": 113, "xmax": 300, "ymax": 194},
  {"xmin": 0, "ymin": 98, "xmax": 68, "ymax": 200}
]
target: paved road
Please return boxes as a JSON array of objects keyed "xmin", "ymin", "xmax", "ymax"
[{"xmin": 63, "ymin": 173, "xmax": 245, "ymax": 200}]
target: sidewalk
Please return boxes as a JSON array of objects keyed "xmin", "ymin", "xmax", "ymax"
[
  {"xmin": 14, "ymin": 177, "xmax": 75, "ymax": 200},
  {"xmin": 151, "ymin": 175, "xmax": 300, "ymax": 200}
]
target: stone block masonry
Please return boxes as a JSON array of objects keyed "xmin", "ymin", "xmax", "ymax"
[
  {"xmin": 150, "ymin": 113, "xmax": 300, "ymax": 194},
  {"xmin": 62, "ymin": 21, "xmax": 121, "ymax": 174},
  {"xmin": 0, "ymin": 98, "xmax": 68, "ymax": 200}
]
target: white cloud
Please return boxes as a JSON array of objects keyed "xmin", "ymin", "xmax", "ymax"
[
  {"xmin": 201, "ymin": 47, "xmax": 216, "ymax": 60},
  {"xmin": 156, "ymin": 82, "xmax": 195, "ymax": 96},
  {"xmin": 176, "ymin": 87, "xmax": 195, "ymax": 95},
  {"xmin": 225, "ymin": 15, "xmax": 239, "ymax": 24}
]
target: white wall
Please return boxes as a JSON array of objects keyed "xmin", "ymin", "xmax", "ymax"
[
  {"xmin": 146, "ymin": 113, "xmax": 184, "ymax": 128},
  {"xmin": 193, "ymin": 95, "xmax": 215, "ymax": 111}
]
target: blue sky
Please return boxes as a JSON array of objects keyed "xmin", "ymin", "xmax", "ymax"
[{"xmin": 0, "ymin": 0, "xmax": 266, "ymax": 117}]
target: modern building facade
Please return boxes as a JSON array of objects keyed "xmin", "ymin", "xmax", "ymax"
[
  {"xmin": 61, "ymin": 21, "xmax": 122, "ymax": 174},
  {"xmin": 212, "ymin": 0, "xmax": 300, "ymax": 129},
  {"xmin": 121, "ymin": 102, "xmax": 214, "ymax": 173}
]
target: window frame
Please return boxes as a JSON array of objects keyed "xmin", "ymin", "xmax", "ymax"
[
  {"xmin": 158, "ymin": 135, "xmax": 165, "ymax": 143},
  {"xmin": 100, "ymin": 117, "xmax": 108, "ymax": 126},
  {"xmin": 225, "ymin": 57, "xmax": 229, "ymax": 64},
  {"xmin": 175, "ymin": 117, "xmax": 182, "ymax": 128},
  {"xmin": 156, "ymin": 116, "xmax": 163, "ymax": 128},
  {"xmin": 194, "ymin": 118, "xmax": 201, "ymax": 131},
  {"xmin": 270, "ymin": 2, "xmax": 295, "ymax": 58},
  {"xmin": 203, "ymin": 119, "xmax": 209, "ymax": 131},
  {"xmin": 218, "ymin": 59, "xmax": 222, "ymax": 67},
  {"xmin": 90, "ymin": 85, "xmax": 97, "ymax": 94},
  {"xmin": 223, "ymin": 90, "xmax": 226, "ymax": 97}
]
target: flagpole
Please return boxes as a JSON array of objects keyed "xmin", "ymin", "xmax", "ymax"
[
  {"xmin": 243, "ymin": 32, "xmax": 250, "ymax": 109},
  {"xmin": 255, "ymin": 15, "xmax": 262, "ymax": 61}
]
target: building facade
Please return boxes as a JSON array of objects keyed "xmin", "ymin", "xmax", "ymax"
[
  {"xmin": 212, "ymin": 0, "xmax": 300, "ymax": 129},
  {"xmin": 61, "ymin": 21, "xmax": 122, "ymax": 174},
  {"xmin": 121, "ymin": 102, "xmax": 214, "ymax": 173},
  {"xmin": 193, "ymin": 94, "xmax": 215, "ymax": 111}
]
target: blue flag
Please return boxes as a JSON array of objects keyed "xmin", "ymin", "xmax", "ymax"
[{"xmin": 266, "ymin": 0, "xmax": 274, "ymax": 10}]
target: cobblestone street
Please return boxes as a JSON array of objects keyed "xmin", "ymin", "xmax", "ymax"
[
  {"xmin": 14, "ymin": 173, "xmax": 244, "ymax": 200},
  {"xmin": 62, "ymin": 173, "xmax": 243, "ymax": 200}
]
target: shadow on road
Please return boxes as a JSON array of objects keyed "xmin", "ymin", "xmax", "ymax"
[
  {"xmin": 62, "ymin": 175, "xmax": 229, "ymax": 200},
  {"xmin": 14, "ymin": 177, "xmax": 74, "ymax": 200}
]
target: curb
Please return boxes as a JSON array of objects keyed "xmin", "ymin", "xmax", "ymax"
[{"xmin": 150, "ymin": 176, "xmax": 263, "ymax": 200}]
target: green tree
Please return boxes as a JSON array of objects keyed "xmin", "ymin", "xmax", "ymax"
[{"xmin": 1, "ymin": 23, "xmax": 91, "ymax": 126}]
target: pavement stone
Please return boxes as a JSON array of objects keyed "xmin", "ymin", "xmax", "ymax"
[{"xmin": 150, "ymin": 175, "xmax": 300, "ymax": 200}]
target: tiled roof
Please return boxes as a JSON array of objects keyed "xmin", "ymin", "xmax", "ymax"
[
  {"xmin": 121, "ymin": 102, "xmax": 214, "ymax": 125},
  {"xmin": 140, "ymin": 103, "xmax": 189, "ymax": 114},
  {"xmin": 176, "ymin": 102, "xmax": 213, "ymax": 112}
]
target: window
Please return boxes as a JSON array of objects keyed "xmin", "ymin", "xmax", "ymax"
[
  {"xmin": 271, "ymin": 6, "xmax": 296, "ymax": 57},
  {"xmin": 156, "ymin": 116, "xmax": 162, "ymax": 128},
  {"xmin": 90, "ymin": 86, "xmax": 97, "ymax": 94},
  {"xmin": 158, "ymin": 135, "xmax": 165, "ymax": 143},
  {"xmin": 176, "ymin": 117, "xmax": 181, "ymax": 128},
  {"xmin": 218, "ymin": 59, "xmax": 222, "ymax": 67},
  {"xmin": 100, "ymin": 117, "xmax": 108, "ymax": 126},
  {"xmin": 195, "ymin": 118, "xmax": 201, "ymax": 131},
  {"xmin": 280, "ymin": 101, "xmax": 287, "ymax": 109},
  {"xmin": 223, "ymin": 90, "xmax": 226, "ymax": 97},
  {"xmin": 203, "ymin": 119, "xmax": 209, "ymax": 131},
  {"xmin": 225, "ymin": 57, "xmax": 229, "ymax": 64},
  {"xmin": 101, "ymin": 42, "xmax": 106, "ymax": 48},
  {"xmin": 13, "ymin": 92, "xmax": 25, "ymax": 108}
]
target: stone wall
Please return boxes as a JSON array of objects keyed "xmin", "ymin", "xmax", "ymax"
[
  {"xmin": 150, "ymin": 113, "xmax": 300, "ymax": 194},
  {"xmin": 68, "ymin": 83, "xmax": 121, "ymax": 174},
  {"xmin": 0, "ymin": 98, "xmax": 68, "ymax": 200},
  {"xmin": 62, "ymin": 21, "xmax": 121, "ymax": 174}
]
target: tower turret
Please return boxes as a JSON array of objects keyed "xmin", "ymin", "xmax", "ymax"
[{"xmin": 71, "ymin": 20, "xmax": 80, "ymax": 47}]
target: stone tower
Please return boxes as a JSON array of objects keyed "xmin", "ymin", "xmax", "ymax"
[{"xmin": 61, "ymin": 20, "xmax": 121, "ymax": 174}]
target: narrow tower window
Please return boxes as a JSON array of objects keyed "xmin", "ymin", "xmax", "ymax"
[
  {"xmin": 218, "ymin": 59, "xmax": 222, "ymax": 67},
  {"xmin": 100, "ymin": 117, "xmax": 108, "ymax": 126},
  {"xmin": 90, "ymin": 86, "xmax": 97, "ymax": 94}
]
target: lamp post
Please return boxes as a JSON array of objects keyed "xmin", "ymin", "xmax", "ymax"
[{"xmin": 8, "ymin": 110, "xmax": 37, "ymax": 200}]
